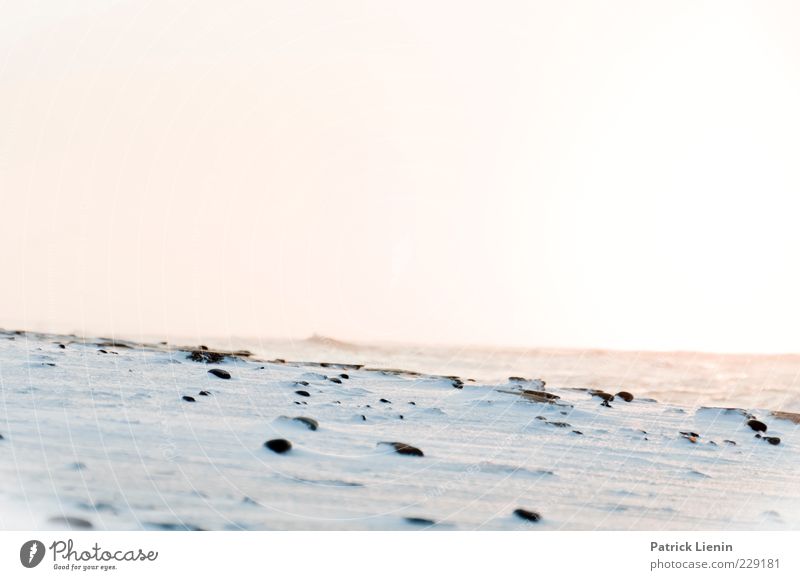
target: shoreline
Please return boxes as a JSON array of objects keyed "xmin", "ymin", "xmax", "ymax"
[{"xmin": 0, "ymin": 328, "xmax": 798, "ymax": 531}]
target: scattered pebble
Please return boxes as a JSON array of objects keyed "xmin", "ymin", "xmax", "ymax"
[
  {"xmin": 747, "ymin": 419, "xmax": 767, "ymax": 433},
  {"xmin": 295, "ymin": 390, "xmax": 310, "ymax": 397},
  {"xmin": 146, "ymin": 522, "xmax": 204, "ymax": 531},
  {"xmin": 339, "ymin": 374, "xmax": 349, "ymax": 379},
  {"xmin": 182, "ymin": 396, "xmax": 196, "ymax": 403},
  {"xmin": 380, "ymin": 442, "xmax": 424, "ymax": 457},
  {"xmin": 593, "ymin": 392, "xmax": 614, "ymax": 402},
  {"xmin": 198, "ymin": 390, "xmax": 211, "ymax": 396},
  {"xmin": 379, "ymin": 398, "xmax": 392, "ymax": 404},
  {"xmin": 187, "ymin": 350, "xmax": 226, "ymax": 363},
  {"xmin": 513, "ymin": 508, "xmax": 542, "ymax": 522},
  {"xmin": 405, "ymin": 517, "xmax": 435, "ymax": 526},
  {"xmin": 329, "ymin": 377, "xmax": 342, "ymax": 384},
  {"xmin": 264, "ymin": 439, "xmax": 292, "ymax": 454},
  {"xmin": 520, "ymin": 390, "xmax": 560, "ymax": 404},
  {"xmin": 724, "ymin": 439, "xmax": 737, "ymax": 445},
  {"xmin": 616, "ymin": 391, "xmax": 634, "ymax": 402},
  {"xmin": 208, "ymin": 369, "xmax": 231, "ymax": 380},
  {"xmin": 49, "ymin": 516, "xmax": 93, "ymax": 529},
  {"xmin": 763, "ymin": 436, "xmax": 781, "ymax": 446},
  {"xmin": 293, "ymin": 417, "xmax": 318, "ymax": 431}
]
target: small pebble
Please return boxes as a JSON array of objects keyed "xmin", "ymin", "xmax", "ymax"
[
  {"xmin": 198, "ymin": 390, "xmax": 211, "ymax": 396},
  {"xmin": 747, "ymin": 419, "xmax": 767, "ymax": 433},
  {"xmin": 49, "ymin": 516, "xmax": 93, "ymax": 529},
  {"xmin": 764, "ymin": 436, "xmax": 781, "ymax": 446},
  {"xmin": 616, "ymin": 391, "xmax": 634, "ymax": 402},
  {"xmin": 264, "ymin": 439, "xmax": 292, "ymax": 454},
  {"xmin": 592, "ymin": 391, "xmax": 614, "ymax": 402},
  {"xmin": 513, "ymin": 508, "xmax": 542, "ymax": 522},
  {"xmin": 405, "ymin": 517, "xmax": 435, "ymax": 526},
  {"xmin": 293, "ymin": 417, "xmax": 318, "ymax": 431},
  {"xmin": 208, "ymin": 368, "xmax": 231, "ymax": 380},
  {"xmin": 182, "ymin": 395, "xmax": 196, "ymax": 402},
  {"xmin": 379, "ymin": 398, "xmax": 392, "ymax": 404},
  {"xmin": 295, "ymin": 390, "xmax": 310, "ymax": 397},
  {"xmin": 381, "ymin": 442, "xmax": 424, "ymax": 457},
  {"xmin": 339, "ymin": 374, "xmax": 349, "ymax": 379},
  {"xmin": 329, "ymin": 377, "xmax": 342, "ymax": 384}
]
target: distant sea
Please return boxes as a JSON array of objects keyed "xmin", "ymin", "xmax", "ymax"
[{"xmin": 226, "ymin": 335, "xmax": 800, "ymax": 412}]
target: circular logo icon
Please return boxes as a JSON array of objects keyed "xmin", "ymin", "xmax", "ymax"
[{"xmin": 20, "ymin": 540, "xmax": 46, "ymax": 568}]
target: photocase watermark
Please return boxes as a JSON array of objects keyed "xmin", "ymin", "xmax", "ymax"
[
  {"xmin": 20, "ymin": 540, "xmax": 46, "ymax": 568},
  {"xmin": 18, "ymin": 538, "xmax": 158, "ymax": 572}
]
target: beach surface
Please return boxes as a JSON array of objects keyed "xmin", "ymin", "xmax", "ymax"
[{"xmin": 1, "ymin": 329, "xmax": 798, "ymax": 530}]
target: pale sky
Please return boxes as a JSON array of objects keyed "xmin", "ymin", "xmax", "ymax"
[{"xmin": 2, "ymin": 1, "xmax": 800, "ymax": 352}]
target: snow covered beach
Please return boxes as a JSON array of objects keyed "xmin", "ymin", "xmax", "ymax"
[{"xmin": 0, "ymin": 329, "xmax": 798, "ymax": 530}]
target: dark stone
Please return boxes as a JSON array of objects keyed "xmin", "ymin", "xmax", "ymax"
[
  {"xmin": 58, "ymin": 344, "xmax": 65, "ymax": 349},
  {"xmin": 360, "ymin": 415, "xmax": 367, "ymax": 421},
  {"xmin": 592, "ymin": 391, "xmax": 614, "ymax": 402},
  {"xmin": 399, "ymin": 415, "xmax": 404, "ymax": 420},
  {"xmin": 723, "ymin": 439, "xmax": 736, "ymax": 445},
  {"xmin": 405, "ymin": 517, "xmax": 435, "ymax": 526},
  {"xmin": 198, "ymin": 390, "xmax": 211, "ymax": 396},
  {"xmin": 408, "ymin": 401, "xmax": 416, "ymax": 405},
  {"xmin": 764, "ymin": 436, "xmax": 781, "ymax": 445},
  {"xmin": 146, "ymin": 522, "xmax": 204, "ymax": 531},
  {"xmin": 293, "ymin": 417, "xmax": 318, "ymax": 431},
  {"xmin": 0, "ymin": 434, "xmax": 4, "ymax": 440},
  {"xmin": 98, "ymin": 349, "xmax": 108, "ymax": 354},
  {"xmin": 187, "ymin": 350, "xmax": 226, "ymax": 363},
  {"xmin": 296, "ymin": 381, "xmax": 309, "ymax": 386},
  {"xmin": 601, "ymin": 400, "xmax": 613, "ymax": 408},
  {"xmin": 329, "ymin": 377, "xmax": 342, "ymax": 384},
  {"xmin": 379, "ymin": 398, "xmax": 392, "ymax": 404},
  {"xmin": 182, "ymin": 396, "xmax": 196, "ymax": 402},
  {"xmin": 747, "ymin": 419, "xmax": 767, "ymax": 433},
  {"xmin": 295, "ymin": 390, "xmax": 310, "ymax": 397},
  {"xmin": 339, "ymin": 373, "xmax": 349, "ymax": 379},
  {"xmin": 572, "ymin": 430, "xmax": 583, "ymax": 435},
  {"xmin": 616, "ymin": 391, "xmax": 634, "ymax": 402},
  {"xmin": 208, "ymin": 368, "xmax": 231, "ymax": 379},
  {"xmin": 546, "ymin": 421, "xmax": 571, "ymax": 428},
  {"xmin": 381, "ymin": 441, "xmax": 424, "ymax": 456},
  {"xmin": 264, "ymin": 439, "xmax": 292, "ymax": 454},
  {"xmin": 522, "ymin": 390, "xmax": 560, "ymax": 400},
  {"xmin": 49, "ymin": 516, "xmax": 93, "ymax": 529},
  {"xmin": 513, "ymin": 508, "xmax": 542, "ymax": 523}
]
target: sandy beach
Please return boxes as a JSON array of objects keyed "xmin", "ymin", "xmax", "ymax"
[{"xmin": 0, "ymin": 328, "xmax": 797, "ymax": 531}]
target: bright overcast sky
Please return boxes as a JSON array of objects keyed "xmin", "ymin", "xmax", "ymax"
[{"xmin": 2, "ymin": 1, "xmax": 799, "ymax": 352}]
